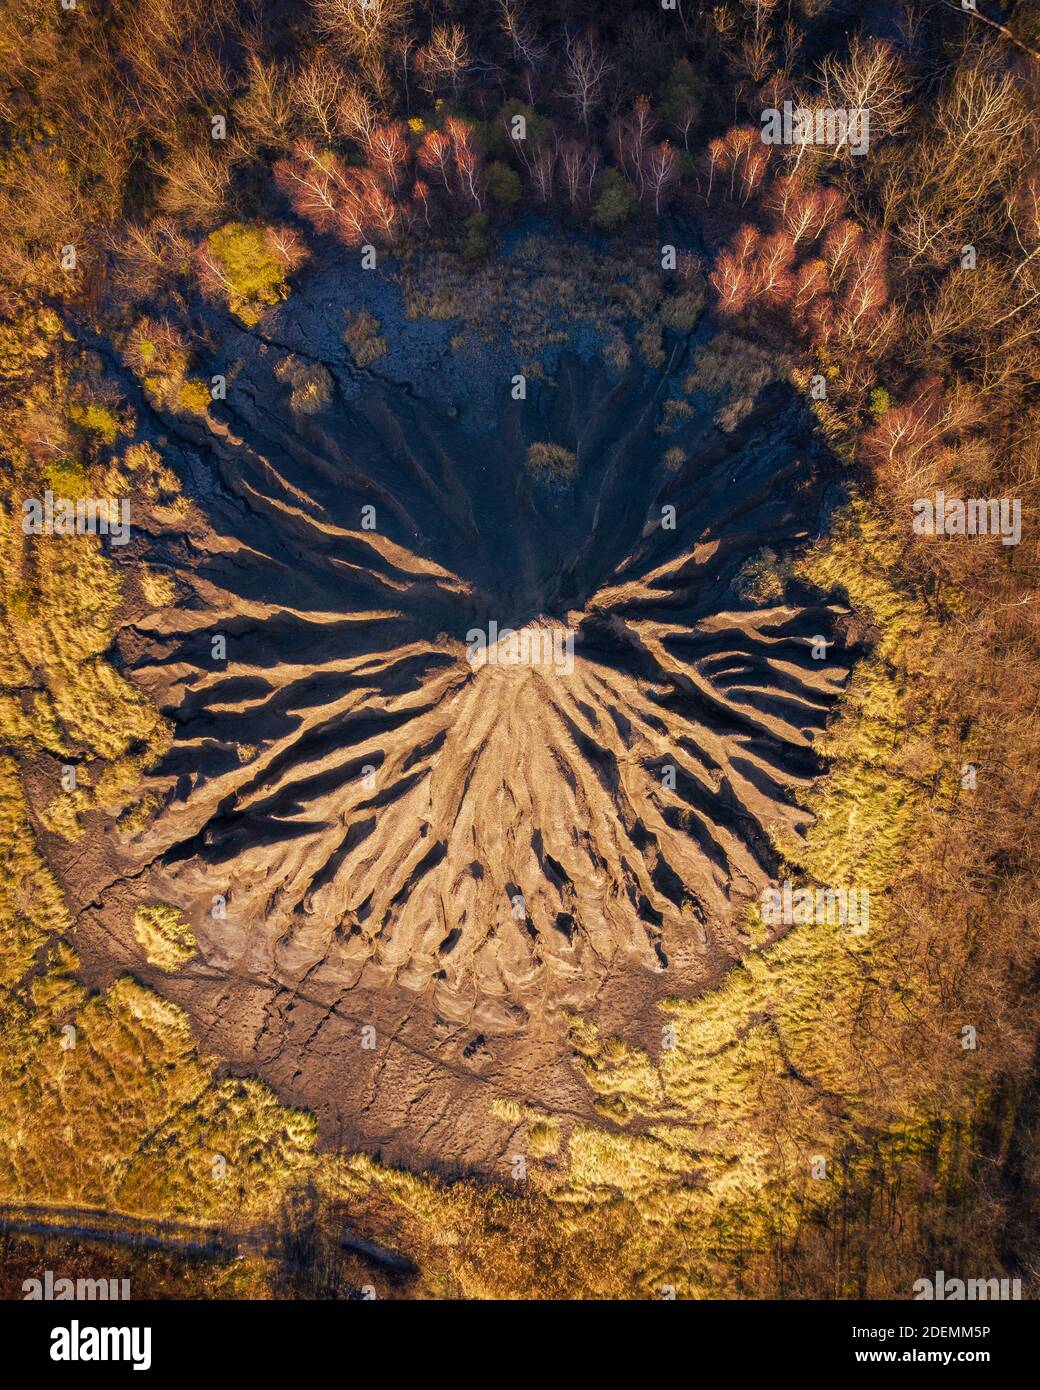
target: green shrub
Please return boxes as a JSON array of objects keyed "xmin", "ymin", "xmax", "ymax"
[
  {"xmin": 461, "ymin": 212, "xmax": 494, "ymax": 264},
  {"xmin": 591, "ymin": 170, "xmax": 636, "ymax": 231},
  {"xmin": 42, "ymin": 458, "xmax": 90, "ymax": 496},
  {"xmin": 177, "ymin": 380, "xmax": 212, "ymax": 414},
  {"xmin": 496, "ymin": 101, "xmax": 549, "ymax": 153},
  {"xmin": 203, "ymin": 223, "xmax": 289, "ymax": 324},
  {"xmin": 7, "ymin": 589, "xmax": 31, "ymax": 622},
  {"xmin": 660, "ymin": 58, "xmax": 704, "ymax": 149},
  {"xmin": 68, "ymin": 403, "xmax": 120, "ymax": 444},
  {"xmin": 488, "ymin": 161, "xmax": 522, "ymax": 212}
]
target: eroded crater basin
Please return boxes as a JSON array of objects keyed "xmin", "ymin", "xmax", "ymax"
[{"xmin": 77, "ymin": 269, "xmax": 854, "ymax": 1169}]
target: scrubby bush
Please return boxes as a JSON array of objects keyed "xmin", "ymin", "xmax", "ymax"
[
  {"xmin": 176, "ymin": 380, "xmax": 211, "ymax": 414},
  {"xmin": 525, "ymin": 442, "xmax": 576, "ymax": 482},
  {"xmin": 659, "ymin": 287, "xmax": 705, "ymax": 332},
  {"xmin": 591, "ymin": 169, "xmax": 636, "ymax": 230},
  {"xmin": 461, "ymin": 212, "xmax": 494, "ymax": 263},
  {"xmin": 343, "ymin": 309, "xmax": 388, "ymax": 366},
  {"xmin": 196, "ymin": 223, "xmax": 306, "ymax": 324},
  {"xmin": 68, "ymin": 403, "xmax": 121, "ymax": 444},
  {"xmin": 869, "ymin": 386, "xmax": 891, "ymax": 418},
  {"xmin": 733, "ymin": 547, "xmax": 789, "ymax": 603},
  {"xmin": 488, "ymin": 161, "xmax": 522, "ymax": 211},
  {"xmin": 274, "ymin": 355, "xmax": 334, "ymax": 413}
]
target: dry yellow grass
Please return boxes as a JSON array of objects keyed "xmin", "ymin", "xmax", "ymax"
[
  {"xmin": 525, "ymin": 441, "xmax": 576, "ymax": 482},
  {"xmin": 132, "ymin": 904, "xmax": 196, "ymax": 972}
]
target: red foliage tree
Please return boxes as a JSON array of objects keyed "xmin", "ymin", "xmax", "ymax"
[
  {"xmin": 822, "ymin": 219, "xmax": 865, "ymax": 285},
  {"xmin": 860, "ymin": 376, "xmax": 979, "ymax": 489},
  {"xmin": 411, "ymin": 178, "xmax": 431, "ymax": 227},
  {"xmin": 738, "ymin": 145, "xmax": 769, "ymax": 205},
  {"xmin": 720, "ymin": 126, "xmax": 760, "ymax": 202},
  {"xmin": 837, "ymin": 233, "xmax": 891, "ymax": 334},
  {"xmin": 791, "ymin": 257, "xmax": 830, "ymax": 318},
  {"xmin": 366, "ymin": 121, "xmax": 409, "ymax": 196},
  {"xmin": 710, "ymin": 224, "xmax": 762, "ymax": 314},
  {"xmin": 417, "ymin": 129, "xmax": 453, "ymax": 190},
  {"xmin": 767, "ymin": 179, "xmax": 847, "ymax": 248},
  {"xmin": 274, "ymin": 143, "xmax": 349, "ymax": 234},
  {"xmin": 445, "ymin": 116, "xmax": 485, "ymax": 211},
  {"xmin": 704, "ymin": 135, "xmax": 725, "ymax": 204},
  {"xmin": 276, "ymin": 141, "xmax": 402, "ymax": 248},
  {"xmin": 755, "ymin": 230, "xmax": 797, "ymax": 304}
]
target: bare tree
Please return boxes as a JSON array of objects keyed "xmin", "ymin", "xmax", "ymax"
[
  {"xmin": 935, "ymin": 0, "xmax": 1040, "ymax": 63},
  {"xmin": 157, "ymin": 146, "xmax": 231, "ymax": 227},
  {"xmin": 558, "ymin": 139, "xmax": 599, "ymax": 215},
  {"xmin": 445, "ymin": 117, "xmax": 485, "ymax": 210},
  {"xmin": 366, "ymin": 122, "xmax": 409, "ymax": 196},
  {"xmin": 233, "ymin": 54, "xmax": 296, "ymax": 155},
  {"xmin": 313, "ymin": 0, "xmax": 410, "ymax": 64},
  {"xmin": 817, "ymin": 35, "xmax": 910, "ymax": 151},
  {"xmin": 531, "ymin": 146, "xmax": 557, "ymax": 205},
  {"xmin": 499, "ymin": 0, "xmax": 548, "ymax": 69},
  {"xmin": 393, "ymin": 31, "xmax": 416, "ymax": 112},
  {"xmin": 336, "ymin": 79, "xmax": 378, "ymax": 146},
  {"xmin": 564, "ymin": 30, "xmax": 612, "ymax": 134},
  {"xmin": 106, "ymin": 218, "xmax": 192, "ymax": 303},
  {"xmin": 645, "ymin": 141, "xmax": 679, "ymax": 216},
  {"xmin": 292, "ymin": 55, "xmax": 347, "ymax": 144},
  {"xmin": 416, "ymin": 24, "xmax": 470, "ymax": 98},
  {"xmin": 1009, "ymin": 175, "xmax": 1040, "ymax": 281},
  {"xmin": 611, "ymin": 95, "xmax": 656, "ymax": 195},
  {"xmin": 886, "ymin": 55, "xmax": 1029, "ymax": 269}
]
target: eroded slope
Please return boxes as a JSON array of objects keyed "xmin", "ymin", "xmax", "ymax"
[{"xmin": 72, "ymin": 263, "xmax": 855, "ymax": 1167}]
